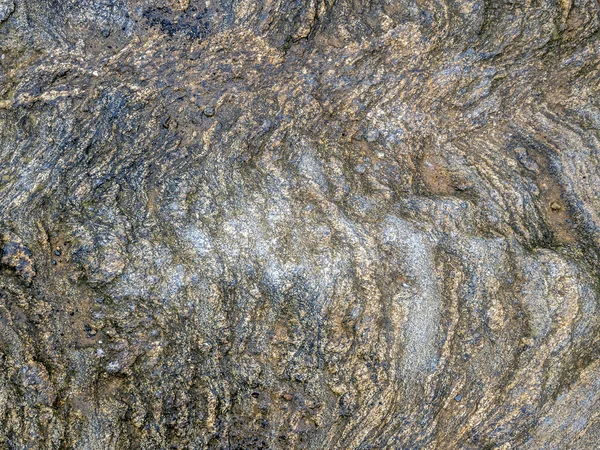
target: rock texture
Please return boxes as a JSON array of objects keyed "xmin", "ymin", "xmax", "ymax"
[{"xmin": 1, "ymin": 1, "xmax": 600, "ymax": 449}]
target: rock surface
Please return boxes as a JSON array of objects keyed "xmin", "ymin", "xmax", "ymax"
[{"xmin": 1, "ymin": 1, "xmax": 600, "ymax": 449}]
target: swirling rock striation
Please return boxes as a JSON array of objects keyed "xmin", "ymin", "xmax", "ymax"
[{"xmin": 0, "ymin": 1, "xmax": 600, "ymax": 449}]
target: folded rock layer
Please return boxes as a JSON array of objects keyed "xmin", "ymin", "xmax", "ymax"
[{"xmin": 0, "ymin": 1, "xmax": 599, "ymax": 449}]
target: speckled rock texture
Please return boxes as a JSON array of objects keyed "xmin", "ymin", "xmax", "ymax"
[{"xmin": 1, "ymin": 1, "xmax": 600, "ymax": 449}]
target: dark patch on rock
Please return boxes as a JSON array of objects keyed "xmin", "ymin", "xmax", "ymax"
[{"xmin": 1, "ymin": 232, "xmax": 35, "ymax": 281}]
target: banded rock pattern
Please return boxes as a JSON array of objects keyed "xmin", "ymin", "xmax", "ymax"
[{"xmin": 0, "ymin": 0, "xmax": 600, "ymax": 449}]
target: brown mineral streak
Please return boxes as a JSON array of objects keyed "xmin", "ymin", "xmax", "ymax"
[{"xmin": 1, "ymin": 0, "xmax": 600, "ymax": 449}]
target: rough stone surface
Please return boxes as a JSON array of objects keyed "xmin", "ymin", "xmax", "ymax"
[
  {"xmin": 0, "ymin": 0, "xmax": 13, "ymax": 24},
  {"xmin": 1, "ymin": 1, "xmax": 600, "ymax": 449}
]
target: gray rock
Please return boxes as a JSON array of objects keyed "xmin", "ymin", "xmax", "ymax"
[
  {"xmin": 0, "ymin": 1, "xmax": 599, "ymax": 449},
  {"xmin": 0, "ymin": 0, "xmax": 14, "ymax": 23}
]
